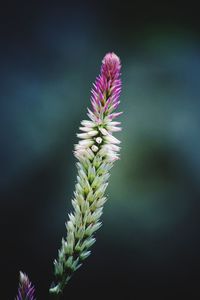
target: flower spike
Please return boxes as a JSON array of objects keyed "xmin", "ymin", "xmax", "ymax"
[
  {"xmin": 50, "ymin": 52, "xmax": 122, "ymax": 295},
  {"xmin": 15, "ymin": 272, "xmax": 36, "ymax": 300}
]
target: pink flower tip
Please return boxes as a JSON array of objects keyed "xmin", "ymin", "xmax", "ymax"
[
  {"xmin": 102, "ymin": 52, "xmax": 121, "ymax": 66},
  {"xmin": 89, "ymin": 52, "xmax": 122, "ymax": 120},
  {"xmin": 101, "ymin": 52, "xmax": 121, "ymax": 78}
]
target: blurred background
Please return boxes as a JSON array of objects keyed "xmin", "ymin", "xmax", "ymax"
[{"xmin": 1, "ymin": 0, "xmax": 200, "ymax": 298}]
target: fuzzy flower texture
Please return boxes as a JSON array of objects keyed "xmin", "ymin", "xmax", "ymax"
[
  {"xmin": 15, "ymin": 272, "xmax": 36, "ymax": 300},
  {"xmin": 50, "ymin": 53, "xmax": 122, "ymax": 295}
]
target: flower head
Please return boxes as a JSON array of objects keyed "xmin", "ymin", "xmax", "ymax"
[
  {"xmin": 89, "ymin": 52, "xmax": 122, "ymax": 121},
  {"xmin": 50, "ymin": 52, "xmax": 122, "ymax": 296},
  {"xmin": 15, "ymin": 272, "xmax": 36, "ymax": 300}
]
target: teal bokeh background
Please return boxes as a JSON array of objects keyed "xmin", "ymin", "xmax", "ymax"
[{"xmin": 1, "ymin": 1, "xmax": 200, "ymax": 298}]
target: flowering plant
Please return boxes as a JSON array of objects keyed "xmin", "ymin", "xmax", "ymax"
[
  {"xmin": 15, "ymin": 272, "xmax": 36, "ymax": 300},
  {"xmin": 50, "ymin": 52, "xmax": 122, "ymax": 295},
  {"xmin": 15, "ymin": 52, "xmax": 122, "ymax": 298}
]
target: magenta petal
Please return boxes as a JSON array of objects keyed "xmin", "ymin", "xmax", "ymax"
[
  {"xmin": 109, "ymin": 111, "xmax": 123, "ymax": 120},
  {"xmin": 90, "ymin": 52, "xmax": 122, "ymax": 119}
]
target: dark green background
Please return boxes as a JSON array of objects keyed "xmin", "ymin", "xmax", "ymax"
[{"xmin": 1, "ymin": 1, "xmax": 200, "ymax": 298}]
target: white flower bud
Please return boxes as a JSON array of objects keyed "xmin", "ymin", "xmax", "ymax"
[
  {"xmin": 81, "ymin": 120, "xmax": 95, "ymax": 127},
  {"xmin": 88, "ymin": 130, "xmax": 98, "ymax": 137},
  {"xmin": 96, "ymin": 137, "xmax": 102, "ymax": 144},
  {"xmin": 79, "ymin": 139, "xmax": 94, "ymax": 146},
  {"xmin": 91, "ymin": 145, "xmax": 99, "ymax": 152},
  {"xmin": 79, "ymin": 126, "xmax": 92, "ymax": 132},
  {"xmin": 99, "ymin": 127, "xmax": 108, "ymax": 135},
  {"xmin": 107, "ymin": 125, "xmax": 121, "ymax": 132},
  {"xmin": 104, "ymin": 134, "xmax": 121, "ymax": 144}
]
